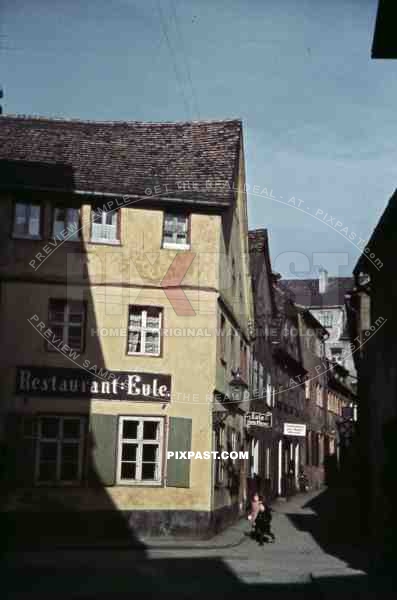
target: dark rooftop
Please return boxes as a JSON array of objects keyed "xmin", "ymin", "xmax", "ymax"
[
  {"xmin": 280, "ymin": 277, "xmax": 354, "ymax": 308},
  {"xmin": 0, "ymin": 115, "xmax": 242, "ymax": 206}
]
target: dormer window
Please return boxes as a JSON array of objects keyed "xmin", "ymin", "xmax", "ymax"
[{"xmin": 162, "ymin": 212, "xmax": 190, "ymax": 250}]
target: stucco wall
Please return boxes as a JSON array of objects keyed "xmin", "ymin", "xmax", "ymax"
[{"xmin": 1, "ymin": 281, "xmax": 219, "ymax": 512}]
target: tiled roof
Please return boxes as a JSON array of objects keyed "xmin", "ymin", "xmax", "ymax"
[
  {"xmin": 0, "ymin": 115, "xmax": 242, "ymax": 205},
  {"xmin": 280, "ymin": 277, "xmax": 354, "ymax": 307}
]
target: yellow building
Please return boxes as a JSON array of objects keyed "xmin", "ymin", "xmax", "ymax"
[{"xmin": 0, "ymin": 116, "xmax": 253, "ymax": 539}]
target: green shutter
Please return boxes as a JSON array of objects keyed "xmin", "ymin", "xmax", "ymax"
[
  {"xmin": 167, "ymin": 417, "xmax": 192, "ymax": 488},
  {"xmin": 3, "ymin": 414, "xmax": 20, "ymax": 485},
  {"xmin": 1, "ymin": 414, "xmax": 36, "ymax": 485},
  {"xmin": 89, "ymin": 414, "xmax": 118, "ymax": 486}
]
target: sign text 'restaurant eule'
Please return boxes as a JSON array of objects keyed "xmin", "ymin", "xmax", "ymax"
[{"xmin": 16, "ymin": 367, "xmax": 171, "ymax": 401}]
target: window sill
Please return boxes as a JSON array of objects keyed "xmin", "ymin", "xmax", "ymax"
[
  {"xmin": 90, "ymin": 239, "xmax": 121, "ymax": 246},
  {"xmin": 52, "ymin": 237, "xmax": 82, "ymax": 243},
  {"xmin": 116, "ymin": 480, "xmax": 163, "ymax": 486},
  {"xmin": 12, "ymin": 234, "xmax": 42, "ymax": 241},
  {"xmin": 127, "ymin": 351, "xmax": 161, "ymax": 357},
  {"xmin": 162, "ymin": 242, "xmax": 190, "ymax": 251},
  {"xmin": 34, "ymin": 481, "xmax": 82, "ymax": 487}
]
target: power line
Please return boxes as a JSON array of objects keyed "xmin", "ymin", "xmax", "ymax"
[
  {"xmin": 155, "ymin": 0, "xmax": 192, "ymax": 120},
  {"xmin": 169, "ymin": 0, "xmax": 200, "ymax": 120}
]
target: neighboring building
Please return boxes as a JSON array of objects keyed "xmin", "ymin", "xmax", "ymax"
[
  {"xmin": 281, "ymin": 271, "xmax": 356, "ymax": 377},
  {"xmin": 296, "ymin": 307, "xmax": 329, "ymax": 490},
  {"xmin": 326, "ymin": 361, "xmax": 357, "ymax": 483},
  {"xmin": 248, "ymin": 230, "xmax": 308, "ymax": 500},
  {"xmin": 0, "ymin": 115, "xmax": 254, "ymax": 539},
  {"xmin": 348, "ymin": 188, "xmax": 397, "ymax": 556},
  {"xmin": 271, "ymin": 279, "xmax": 307, "ymax": 498},
  {"xmin": 248, "ymin": 229, "xmax": 277, "ymax": 499}
]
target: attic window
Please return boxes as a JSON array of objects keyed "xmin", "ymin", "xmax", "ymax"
[{"xmin": 162, "ymin": 212, "xmax": 190, "ymax": 250}]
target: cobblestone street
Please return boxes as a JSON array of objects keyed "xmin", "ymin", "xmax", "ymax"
[{"xmin": 4, "ymin": 489, "xmax": 391, "ymax": 598}]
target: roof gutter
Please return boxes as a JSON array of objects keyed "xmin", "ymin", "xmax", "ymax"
[{"xmin": 0, "ymin": 184, "xmax": 231, "ymax": 209}]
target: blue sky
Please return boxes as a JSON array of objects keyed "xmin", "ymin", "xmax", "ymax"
[{"xmin": 2, "ymin": 0, "xmax": 396, "ymax": 276}]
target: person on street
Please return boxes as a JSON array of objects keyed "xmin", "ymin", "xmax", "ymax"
[
  {"xmin": 247, "ymin": 493, "xmax": 260, "ymax": 532},
  {"xmin": 254, "ymin": 497, "xmax": 276, "ymax": 545}
]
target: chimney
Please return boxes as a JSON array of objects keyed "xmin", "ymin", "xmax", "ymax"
[{"xmin": 319, "ymin": 267, "xmax": 328, "ymax": 294}]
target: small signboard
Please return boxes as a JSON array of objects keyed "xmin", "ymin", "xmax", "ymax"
[
  {"xmin": 283, "ymin": 423, "xmax": 306, "ymax": 437},
  {"xmin": 246, "ymin": 411, "xmax": 272, "ymax": 428}
]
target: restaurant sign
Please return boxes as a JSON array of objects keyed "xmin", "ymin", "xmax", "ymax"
[
  {"xmin": 246, "ymin": 411, "xmax": 272, "ymax": 429},
  {"xmin": 16, "ymin": 367, "xmax": 172, "ymax": 402}
]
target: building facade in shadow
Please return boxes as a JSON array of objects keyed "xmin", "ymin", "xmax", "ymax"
[{"xmin": 349, "ymin": 189, "xmax": 397, "ymax": 559}]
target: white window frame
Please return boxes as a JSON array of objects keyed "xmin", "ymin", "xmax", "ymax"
[
  {"xmin": 53, "ymin": 206, "xmax": 81, "ymax": 241},
  {"xmin": 34, "ymin": 416, "xmax": 85, "ymax": 485},
  {"xmin": 162, "ymin": 212, "xmax": 190, "ymax": 250},
  {"xmin": 47, "ymin": 299, "xmax": 85, "ymax": 352},
  {"xmin": 13, "ymin": 200, "xmax": 42, "ymax": 240},
  {"xmin": 91, "ymin": 207, "xmax": 120, "ymax": 245},
  {"xmin": 127, "ymin": 306, "xmax": 162, "ymax": 356},
  {"xmin": 117, "ymin": 416, "xmax": 164, "ymax": 486}
]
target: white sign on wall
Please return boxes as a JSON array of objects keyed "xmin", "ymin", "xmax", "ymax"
[
  {"xmin": 246, "ymin": 411, "xmax": 272, "ymax": 428},
  {"xmin": 283, "ymin": 423, "xmax": 307, "ymax": 437}
]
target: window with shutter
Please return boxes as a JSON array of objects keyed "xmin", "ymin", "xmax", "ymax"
[{"xmin": 116, "ymin": 417, "xmax": 164, "ymax": 485}]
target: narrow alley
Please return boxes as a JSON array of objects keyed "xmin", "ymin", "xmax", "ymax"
[{"xmin": 3, "ymin": 489, "xmax": 390, "ymax": 598}]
